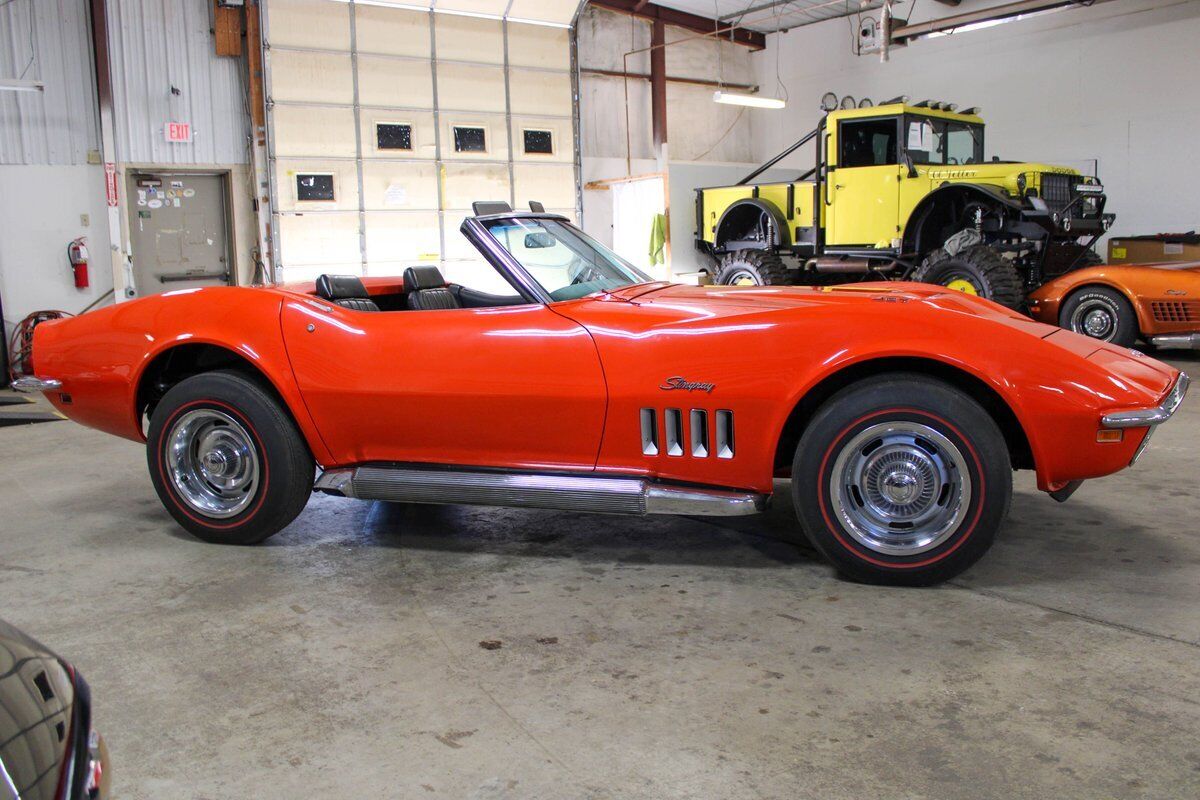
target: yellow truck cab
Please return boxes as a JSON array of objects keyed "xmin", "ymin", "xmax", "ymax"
[{"xmin": 696, "ymin": 98, "xmax": 1114, "ymax": 309}]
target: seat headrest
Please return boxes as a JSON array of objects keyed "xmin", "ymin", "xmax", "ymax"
[
  {"xmin": 403, "ymin": 265, "xmax": 447, "ymax": 291},
  {"xmin": 316, "ymin": 274, "xmax": 369, "ymax": 301}
]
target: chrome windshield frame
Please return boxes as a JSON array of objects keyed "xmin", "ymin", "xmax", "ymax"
[
  {"xmin": 460, "ymin": 214, "xmax": 558, "ymax": 305},
  {"xmin": 460, "ymin": 212, "xmax": 652, "ymax": 305}
]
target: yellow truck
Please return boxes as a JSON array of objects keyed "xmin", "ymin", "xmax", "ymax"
[{"xmin": 695, "ymin": 98, "xmax": 1114, "ymax": 309}]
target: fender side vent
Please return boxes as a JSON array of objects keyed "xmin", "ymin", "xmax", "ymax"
[
  {"xmin": 690, "ymin": 409, "xmax": 709, "ymax": 457},
  {"xmin": 715, "ymin": 410, "xmax": 735, "ymax": 459},
  {"xmin": 640, "ymin": 408, "xmax": 659, "ymax": 456},
  {"xmin": 664, "ymin": 408, "xmax": 684, "ymax": 456}
]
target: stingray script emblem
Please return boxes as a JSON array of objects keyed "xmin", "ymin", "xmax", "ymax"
[{"xmin": 660, "ymin": 376, "xmax": 715, "ymax": 393}]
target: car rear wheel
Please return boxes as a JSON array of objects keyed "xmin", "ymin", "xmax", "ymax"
[
  {"xmin": 792, "ymin": 374, "xmax": 1012, "ymax": 586},
  {"xmin": 147, "ymin": 370, "xmax": 314, "ymax": 544},
  {"xmin": 1059, "ymin": 286, "xmax": 1138, "ymax": 348},
  {"xmin": 913, "ymin": 245, "xmax": 1024, "ymax": 310},
  {"xmin": 715, "ymin": 250, "xmax": 790, "ymax": 286}
]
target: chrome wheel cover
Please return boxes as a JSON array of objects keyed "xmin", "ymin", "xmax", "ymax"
[
  {"xmin": 829, "ymin": 421, "xmax": 972, "ymax": 556},
  {"xmin": 1070, "ymin": 299, "xmax": 1117, "ymax": 341},
  {"xmin": 165, "ymin": 408, "xmax": 260, "ymax": 519}
]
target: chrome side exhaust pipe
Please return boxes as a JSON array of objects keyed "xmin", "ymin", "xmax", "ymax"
[
  {"xmin": 315, "ymin": 466, "xmax": 767, "ymax": 517},
  {"xmin": 1149, "ymin": 333, "xmax": 1200, "ymax": 349}
]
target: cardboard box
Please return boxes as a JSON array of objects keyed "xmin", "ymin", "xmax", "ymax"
[{"xmin": 1108, "ymin": 234, "xmax": 1200, "ymax": 264}]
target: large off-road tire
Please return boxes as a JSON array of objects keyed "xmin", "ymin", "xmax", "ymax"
[
  {"xmin": 792, "ymin": 374, "xmax": 1012, "ymax": 586},
  {"xmin": 1059, "ymin": 285, "xmax": 1138, "ymax": 348},
  {"xmin": 913, "ymin": 245, "xmax": 1024, "ymax": 309},
  {"xmin": 714, "ymin": 250, "xmax": 790, "ymax": 286},
  {"xmin": 1043, "ymin": 242, "xmax": 1103, "ymax": 277},
  {"xmin": 146, "ymin": 370, "xmax": 314, "ymax": 545}
]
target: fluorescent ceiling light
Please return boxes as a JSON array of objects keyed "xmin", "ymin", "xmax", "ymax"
[
  {"xmin": 0, "ymin": 79, "xmax": 45, "ymax": 93},
  {"xmin": 713, "ymin": 91, "xmax": 785, "ymax": 109},
  {"xmin": 921, "ymin": 6, "xmax": 1069, "ymax": 39}
]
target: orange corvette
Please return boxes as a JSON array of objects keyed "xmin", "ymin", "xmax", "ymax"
[
  {"xmin": 14, "ymin": 205, "xmax": 1190, "ymax": 585},
  {"xmin": 1028, "ymin": 260, "xmax": 1200, "ymax": 348}
]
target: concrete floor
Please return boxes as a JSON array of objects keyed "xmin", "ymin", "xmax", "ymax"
[{"xmin": 2, "ymin": 354, "xmax": 1199, "ymax": 800}]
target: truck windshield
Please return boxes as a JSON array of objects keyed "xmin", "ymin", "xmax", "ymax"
[
  {"xmin": 905, "ymin": 116, "xmax": 984, "ymax": 165},
  {"xmin": 482, "ymin": 217, "xmax": 652, "ymax": 301}
]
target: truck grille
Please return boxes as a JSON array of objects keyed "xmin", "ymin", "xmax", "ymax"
[
  {"xmin": 1151, "ymin": 301, "xmax": 1200, "ymax": 324},
  {"xmin": 1040, "ymin": 173, "xmax": 1074, "ymax": 210}
]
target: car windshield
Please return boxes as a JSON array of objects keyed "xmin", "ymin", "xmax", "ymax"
[
  {"xmin": 482, "ymin": 217, "xmax": 651, "ymax": 301},
  {"xmin": 906, "ymin": 116, "xmax": 984, "ymax": 165}
]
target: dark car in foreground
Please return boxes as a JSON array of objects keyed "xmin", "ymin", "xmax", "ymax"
[{"xmin": 0, "ymin": 619, "xmax": 107, "ymax": 799}]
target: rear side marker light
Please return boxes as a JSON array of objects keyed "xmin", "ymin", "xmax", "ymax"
[
  {"xmin": 665, "ymin": 409, "xmax": 684, "ymax": 456},
  {"xmin": 1096, "ymin": 429, "xmax": 1123, "ymax": 443},
  {"xmin": 715, "ymin": 410, "xmax": 735, "ymax": 459}
]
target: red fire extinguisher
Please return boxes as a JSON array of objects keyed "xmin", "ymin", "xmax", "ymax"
[{"xmin": 68, "ymin": 237, "xmax": 89, "ymax": 289}]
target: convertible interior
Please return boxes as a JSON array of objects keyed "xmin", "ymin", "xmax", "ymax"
[{"xmin": 311, "ymin": 267, "xmax": 525, "ymax": 313}]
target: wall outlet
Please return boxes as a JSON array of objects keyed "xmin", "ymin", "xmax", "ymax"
[{"xmin": 80, "ymin": 214, "xmax": 90, "ymax": 227}]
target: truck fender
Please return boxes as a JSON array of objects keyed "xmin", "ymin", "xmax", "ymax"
[
  {"xmin": 714, "ymin": 198, "xmax": 791, "ymax": 251},
  {"xmin": 903, "ymin": 183, "xmax": 1024, "ymax": 254}
]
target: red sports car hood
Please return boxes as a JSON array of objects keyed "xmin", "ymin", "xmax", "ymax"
[
  {"xmin": 608, "ymin": 281, "xmax": 1178, "ymax": 402},
  {"xmin": 617, "ymin": 281, "xmax": 1044, "ymax": 328}
]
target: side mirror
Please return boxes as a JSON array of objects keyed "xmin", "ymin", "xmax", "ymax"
[
  {"xmin": 524, "ymin": 232, "xmax": 555, "ymax": 249},
  {"xmin": 902, "ymin": 153, "xmax": 919, "ymax": 179}
]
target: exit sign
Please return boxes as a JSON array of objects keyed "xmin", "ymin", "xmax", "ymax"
[{"xmin": 164, "ymin": 122, "xmax": 191, "ymax": 143}]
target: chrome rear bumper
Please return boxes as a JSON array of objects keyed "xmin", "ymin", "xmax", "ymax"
[
  {"xmin": 1101, "ymin": 372, "xmax": 1189, "ymax": 429},
  {"xmin": 11, "ymin": 376, "xmax": 62, "ymax": 393},
  {"xmin": 315, "ymin": 465, "xmax": 767, "ymax": 517}
]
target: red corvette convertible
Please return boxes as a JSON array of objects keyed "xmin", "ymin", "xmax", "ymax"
[{"xmin": 15, "ymin": 205, "xmax": 1189, "ymax": 585}]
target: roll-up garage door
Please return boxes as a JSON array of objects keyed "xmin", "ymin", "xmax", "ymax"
[{"xmin": 263, "ymin": 0, "xmax": 581, "ymax": 283}]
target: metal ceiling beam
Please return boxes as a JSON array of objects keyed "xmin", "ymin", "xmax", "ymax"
[
  {"xmin": 719, "ymin": 0, "xmax": 881, "ymax": 25},
  {"xmin": 588, "ymin": 0, "xmax": 766, "ymax": 49}
]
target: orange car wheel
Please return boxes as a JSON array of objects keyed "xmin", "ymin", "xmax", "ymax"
[
  {"xmin": 146, "ymin": 371, "xmax": 313, "ymax": 545},
  {"xmin": 1059, "ymin": 286, "xmax": 1138, "ymax": 348},
  {"xmin": 792, "ymin": 374, "xmax": 1012, "ymax": 586}
]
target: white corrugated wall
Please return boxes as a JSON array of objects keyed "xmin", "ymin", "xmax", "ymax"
[
  {"xmin": 0, "ymin": 0, "xmax": 99, "ymax": 165},
  {"xmin": 106, "ymin": 0, "xmax": 248, "ymax": 165}
]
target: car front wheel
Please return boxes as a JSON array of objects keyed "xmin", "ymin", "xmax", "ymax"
[
  {"xmin": 1059, "ymin": 285, "xmax": 1138, "ymax": 347},
  {"xmin": 792, "ymin": 374, "xmax": 1012, "ymax": 586},
  {"xmin": 146, "ymin": 370, "xmax": 314, "ymax": 544}
]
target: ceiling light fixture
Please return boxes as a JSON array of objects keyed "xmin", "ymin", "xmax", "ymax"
[
  {"xmin": 714, "ymin": 91, "xmax": 785, "ymax": 109},
  {"xmin": 0, "ymin": 79, "xmax": 45, "ymax": 93}
]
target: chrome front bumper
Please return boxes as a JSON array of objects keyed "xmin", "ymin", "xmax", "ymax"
[
  {"xmin": 10, "ymin": 376, "xmax": 62, "ymax": 393},
  {"xmin": 1101, "ymin": 372, "xmax": 1190, "ymax": 429},
  {"xmin": 1101, "ymin": 373, "xmax": 1189, "ymax": 467}
]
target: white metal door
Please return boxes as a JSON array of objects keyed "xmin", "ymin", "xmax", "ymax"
[{"xmin": 127, "ymin": 172, "xmax": 231, "ymax": 296}]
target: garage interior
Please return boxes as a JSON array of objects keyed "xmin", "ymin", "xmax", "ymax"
[{"xmin": 2, "ymin": 0, "xmax": 1199, "ymax": 798}]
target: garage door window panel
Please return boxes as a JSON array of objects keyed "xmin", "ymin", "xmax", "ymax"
[
  {"xmin": 453, "ymin": 126, "xmax": 488, "ymax": 154},
  {"xmin": 296, "ymin": 173, "xmax": 336, "ymax": 202},
  {"xmin": 376, "ymin": 123, "xmax": 413, "ymax": 152},
  {"xmin": 523, "ymin": 129, "xmax": 554, "ymax": 155}
]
